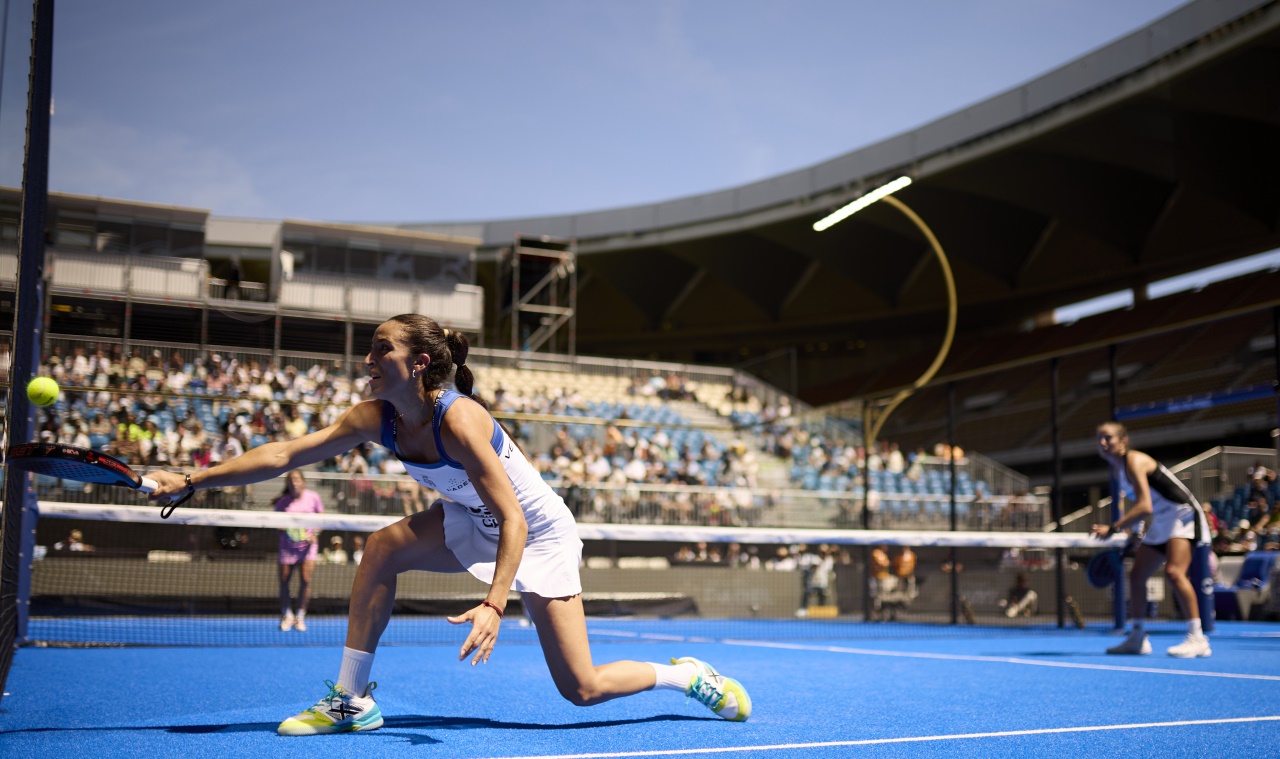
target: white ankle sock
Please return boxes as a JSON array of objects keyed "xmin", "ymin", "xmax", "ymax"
[
  {"xmin": 338, "ymin": 646, "xmax": 375, "ymax": 696},
  {"xmin": 649, "ymin": 662, "xmax": 696, "ymax": 691},
  {"xmin": 1188, "ymin": 619, "xmax": 1203, "ymax": 637}
]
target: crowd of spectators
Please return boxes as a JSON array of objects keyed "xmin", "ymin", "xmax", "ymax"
[
  {"xmin": 527, "ymin": 423, "xmax": 763, "ymax": 526},
  {"xmin": 1211, "ymin": 460, "xmax": 1280, "ymax": 554},
  {"xmin": 25, "ymin": 341, "xmax": 772, "ymax": 525},
  {"xmin": 670, "ymin": 541, "xmax": 853, "ymax": 575},
  {"xmin": 20, "ymin": 339, "xmax": 1047, "ymax": 532},
  {"xmin": 35, "ymin": 343, "xmax": 356, "ymax": 470}
]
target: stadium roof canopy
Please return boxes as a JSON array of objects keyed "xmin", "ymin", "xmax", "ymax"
[{"xmin": 405, "ymin": 0, "xmax": 1280, "ymax": 396}]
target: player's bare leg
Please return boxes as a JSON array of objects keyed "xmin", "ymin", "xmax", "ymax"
[{"xmin": 524, "ymin": 593, "xmax": 751, "ymax": 720}]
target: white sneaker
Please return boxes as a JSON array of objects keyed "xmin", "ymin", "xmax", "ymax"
[
  {"xmin": 1167, "ymin": 634, "xmax": 1211, "ymax": 659},
  {"xmin": 280, "ymin": 614, "xmax": 295, "ymax": 632},
  {"xmin": 277, "ymin": 681, "xmax": 383, "ymax": 735},
  {"xmin": 1106, "ymin": 632, "xmax": 1151, "ymax": 655},
  {"xmin": 294, "ymin": 615, "xmax": 308, "ymax": 632},
  {"xmin": 672, "ymin": 656, "xmax": 751, "ymax": 722}
]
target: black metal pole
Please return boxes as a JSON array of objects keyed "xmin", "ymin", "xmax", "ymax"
[
  {"xmin": 1051, "ymin": 358, "xmax": 1065, "ymax": 628},
  {"xmin": 0, "ymin": 0, "xmax": 55, "ymax": 704},
  {"xmin": 1108, "ymin": 343, "xmax": 1126, "ymax": 629},
  {"xmin": 948, "ymin": 381, "xmax": 958, "ymax": 625},
  {"xmin": 862, "ymin": 402, "xmax": 872, "ymax": 623},
  {"xmin": 1272, "ymin": 306, "xmax": 1279, "ymax": 459}
]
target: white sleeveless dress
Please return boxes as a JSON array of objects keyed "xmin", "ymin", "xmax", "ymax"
[
  {"xmin": 1117, "ymin": 461, "xmax": 1209, "ymax": 546},
  {"xmin": 381, "ymin": 390, "xmax": 583, "ymax": 597}
]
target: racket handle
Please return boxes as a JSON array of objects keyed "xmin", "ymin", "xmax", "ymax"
[{"xmin": 139, "ymin": 476, "xmax": 158, "ymax": 494}]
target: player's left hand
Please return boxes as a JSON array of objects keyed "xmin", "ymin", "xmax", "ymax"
[
  {"xmin": 448, "ymin": 602, "xmax": 503, "ymax": 665},
  {"xmin": 1089, "ymin": 524, "xmax": 1113, "ymax": 540},
  {"xmin": 147, "ymin": 470, "xmax": 191, "ymax": 502}
]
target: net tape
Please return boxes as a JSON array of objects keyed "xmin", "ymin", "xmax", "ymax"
[{"xmin": 40, "ymin": 503, "xmax": 1124, "ymax": 550}]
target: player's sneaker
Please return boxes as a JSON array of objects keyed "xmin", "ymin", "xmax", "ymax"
[
  {"xmin": 280, "ymin": 613, "xmax": 295, "ymax": 632},
  {"xmin": 1106, "ymin": 632, "xmax": 1151, "ymax": 655},
  {"xmin": 1166, "ymin": 634, "xmax": 1211, "ymax": 658},
  {"xmin": 277, "ymin": 680, "xmax": 382, "ymax": 736},
  {"xmin": 672, "ymin": 656, "xmax": 751, "ymax": 722},
  {"xmin": 294, "ymin": 615, "xmax": 307, "ymax": 632}
]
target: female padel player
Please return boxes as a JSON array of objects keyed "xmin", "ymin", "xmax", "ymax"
[
  {"xmin": 149, "ymin": 314, "xmax": 751, "ymax": 734},
  {"xmin": 1091, "ymin": 421, "xmax": 1211, "ymax": 658}
]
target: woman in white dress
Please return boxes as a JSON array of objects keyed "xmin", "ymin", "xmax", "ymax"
[
  {"xmin": 1092, "ymin": 421, "xmax": 1211, "ymax": 658},
  {"xmin": 149, "ymin": 314, "xmax": 751, "ymax": 735}
]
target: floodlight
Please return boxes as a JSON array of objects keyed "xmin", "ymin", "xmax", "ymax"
[{"xmin": 812, "ymin": 176, "xmax": 913, "ymax": 232}]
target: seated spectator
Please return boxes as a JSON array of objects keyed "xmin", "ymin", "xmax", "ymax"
[
  {"xmin": 1001, "ymin": 572, "xmax": 1038, "ymax": 618},
  {"xmin": 1251, "ymin": 498, "xmax": 1280, "ymax": 534},
  {"xmin": 1248, "ymin": 461, "xmax": 1276, "ymax": 503},
  {"xmin": 886, "ymin": 443, "xmax": 905, "ymax": 474},
  {"xmin": 53, "ymin": 528, "xmax": 94, "ymax": 552},
  {"xmin": 1246, "ymin": 494, "xmax": 1270, "ymax": 529},
  {"xmin": 1203, "ymin": 500, "xmax": 1221, "ymax": 538},
  {"xmin": 88, "ymin": 413, "xmax": 113, "ymax": 447},
  {"xmin": 868, "ymin": 544, "xmax": 894, "ymax": 620},
  {"xmin": 324, "ymin": 535, "xmax": 349, "ymax": 565}
]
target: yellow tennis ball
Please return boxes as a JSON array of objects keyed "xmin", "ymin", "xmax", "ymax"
[{"xmin": 27, "ymin": 376, "xmax": 60, "ymax": 407}]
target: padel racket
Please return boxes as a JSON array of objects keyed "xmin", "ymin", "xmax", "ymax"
[
  {"xmin": 6, "ymin": 443, "xmax": 192, "ymax": 518},
  {"xmin": 1086, "ymin": 532, "xmax": 1141, "ymax": 589}
]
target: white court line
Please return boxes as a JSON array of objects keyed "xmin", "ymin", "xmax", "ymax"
[
  {"xmin": 725, "ymin": 639, "xmax": 1280, "ymax": 681},
  {"xmin": 472, "ymin": 715, "xmax": 1280, "ymax": 759}
]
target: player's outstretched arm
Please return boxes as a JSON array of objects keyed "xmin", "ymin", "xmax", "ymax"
[
  {"xmin": 443, "ymin": 399, "xmax": 528, "ymax": 665},
  {"xmin": 148, "ymin": 401, "xmax": 382, "ymax": 501}
]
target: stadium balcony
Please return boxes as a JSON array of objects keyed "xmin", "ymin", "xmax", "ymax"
[{"xmin": 859, "ymin": 267, "xmax": 1280, "ymax": 473}]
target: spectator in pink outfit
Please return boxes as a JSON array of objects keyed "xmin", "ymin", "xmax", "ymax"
[{"xmin": 276, "ymin": 470, "xmax": 325, "ymax": 632}]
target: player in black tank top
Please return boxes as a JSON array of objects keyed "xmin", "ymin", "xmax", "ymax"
[{"xmin": 1091, "ymin": 422, "xmax": 1211, "ymax": 658}]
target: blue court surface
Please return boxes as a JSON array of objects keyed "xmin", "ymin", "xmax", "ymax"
[{"xmin": 3, "ymin": 620, "xmax": 1279, "ymax": 758}]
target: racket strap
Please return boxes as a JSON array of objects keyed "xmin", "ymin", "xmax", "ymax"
[{"xmin": 161, "ymin": 474, "xmax": 197, "ymax": 519}]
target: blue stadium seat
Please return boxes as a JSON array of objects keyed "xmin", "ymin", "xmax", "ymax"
[{"xmin": 1215, "ymin": 550, "xmax": 1278, "ymax": 621}]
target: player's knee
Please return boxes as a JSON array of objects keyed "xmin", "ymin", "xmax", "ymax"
[
  {"xmin": 1164, "ymin": 565, "xmax": 1187, "ymax": 584},
  {"xmin": 361, "ymin": 529, "xmax": 396, "ymax": 568},
  {"xmin": 555, "ymin": 676, "xmax": 601, "ymax": 707}
]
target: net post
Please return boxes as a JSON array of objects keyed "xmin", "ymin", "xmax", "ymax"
[
  {"xmin": 1108, "ymin": 344, "xmax": 1126, "ymax": 630},
  {"xmin": 1272, "ymin": 306, "xmax": 1279, "ymax": 461},
  {"xmin": 0, "ymin": 0, "xmax": 55, "ymax": 704},
  {"xmin": 947, "ymin": 381, "xmax": 958, "ymax": 625},
  {"xmin": 861, "ymin": 401, "xmax": 872, "ymax": 623},
  {"xmin": 1051, "ymin": 358, "xmax": 1065, "ymax": 628}
]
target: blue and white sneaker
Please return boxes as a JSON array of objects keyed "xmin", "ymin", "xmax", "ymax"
[
  {"xmin": 672, "ymin": 656, "xmax": 752, "ymax": 722},
  {"xmin": 277, "ymin": 680, "xmax": 383, "ymax": 736}
]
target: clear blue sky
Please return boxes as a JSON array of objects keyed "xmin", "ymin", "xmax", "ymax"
[{"xmin": 0, "ymin": 0, "xmax": 1187, "ymax": 224}]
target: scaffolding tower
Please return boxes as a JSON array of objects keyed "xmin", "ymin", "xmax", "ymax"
[{"xmin": 503, "ymin": 235, "xmax": 576, "ymax": 355}]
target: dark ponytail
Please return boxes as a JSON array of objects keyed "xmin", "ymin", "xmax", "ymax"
[
  {"xmin": 445, "ymin": 330, "xmax": 475, "ymax": 398},
  {"xmin": 388, "ymin": 314, "xmax": 483, "ymax": 405}
]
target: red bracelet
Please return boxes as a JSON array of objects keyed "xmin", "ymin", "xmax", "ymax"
[{"xmin": 481, "ymin": 600, "xmax": 505, "ymax": 618}]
